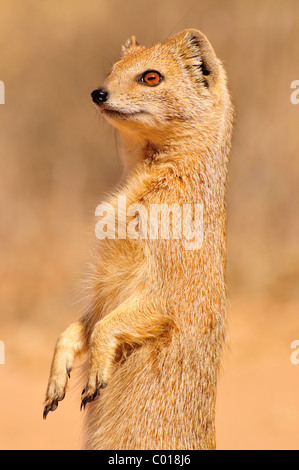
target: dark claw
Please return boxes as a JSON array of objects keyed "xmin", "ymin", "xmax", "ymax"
[
  {"xmin": 67, "ymin": 366, "xmax": 72, "ymax": 379},
  {"xmin": 43, "ymin": 393, "xmax": 65, "ymax": 420},
  {"xmin": 43, "ymin": 405, "xmax": 51, "ymax": 420},
  {"xmin": 51, "ymin": 399, "xmax": 58, "ymax": 411},
  {"xmin": 43, "ymin": 399, "xmax": 58, "ymax": 420},
  {"xmin": 80, "ymin": 382, "xmax": 107, "ymax": 411},
  {"xmin": 80, "ymin": 392, "xmax": 96, "ymax": 411}
]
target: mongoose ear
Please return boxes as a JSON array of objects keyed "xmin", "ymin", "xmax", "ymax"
[
  {"xmin": 167, "ymin": 29, "xmax": 220, "ymax": 88},
  {"xmin": 121, "ymin": 35, "xmax": 145, "ymax": 55}
]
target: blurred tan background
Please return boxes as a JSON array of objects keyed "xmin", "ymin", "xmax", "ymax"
[{"xmin": 0, "ymin": 0, "xmax": 298, "ymax": 450}]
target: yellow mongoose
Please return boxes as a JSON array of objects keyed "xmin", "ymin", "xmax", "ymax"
[{"xmin": 43, "ymin": 29, "xmax": 234, "ymax": 450}]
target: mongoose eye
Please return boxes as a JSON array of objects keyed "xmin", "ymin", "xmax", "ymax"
[{"xmin": 140, "ymin": 70, "xmax": 163, "ymax": 86}]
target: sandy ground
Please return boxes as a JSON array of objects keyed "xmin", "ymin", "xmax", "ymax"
[{"xmin": 0, "ymin": 296, "xmax": 298, "ymax": 450}]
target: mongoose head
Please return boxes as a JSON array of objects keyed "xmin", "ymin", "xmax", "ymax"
[{"xmin": 91, "ymin": 29, "xmax": 230, "ymax": 145}]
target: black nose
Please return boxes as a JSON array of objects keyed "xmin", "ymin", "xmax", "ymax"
[{"xmin": 91, "ymin": 88, "xmax": 109, "ymax": 104}]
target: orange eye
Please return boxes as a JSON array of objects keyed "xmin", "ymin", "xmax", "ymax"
[{"xmin": 141, "ymin": 70, "xmax": 163, "ymax": 86}]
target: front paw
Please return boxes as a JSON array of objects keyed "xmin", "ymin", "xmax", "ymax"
[
  {"xmin": 43, "ymin": 366, "xmax": 72, "ymax": 419},
  {"xmin": 80, "ymin": 372, "xmax": 107, "ymax": 410}
]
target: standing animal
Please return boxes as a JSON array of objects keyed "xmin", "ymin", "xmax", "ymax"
[{"xmin": 43, "ymin": 28, "xmax": 234, "ymax": 450}]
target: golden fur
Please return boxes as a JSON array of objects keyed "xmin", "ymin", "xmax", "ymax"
[{"xmin": 44, "ymin": 29, "xmax": 234, "ymax": 450}]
